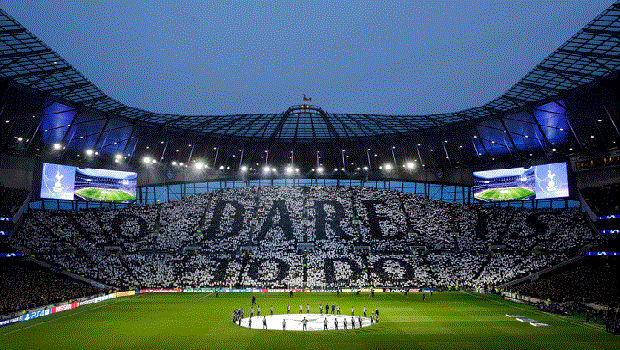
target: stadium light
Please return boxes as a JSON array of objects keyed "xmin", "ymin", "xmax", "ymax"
[
  {"xmin": 151, "ymin": 159, "xmax": 157, "ymax": 164},
  {"xmin": 171, "ymin": 161, "xmax": 178, "ymax": 166},
  {"xmin": 194, "ymin": 162, "xmax": 204, "ymax": 169},
  {"xmin": 363, "ymin": 166, "xmax": 368, "ymax": 171},
  {"xmin": 16, "ymin": 137, "xmax": 23, "ymax": 142},
  {"xmin": 143, "ymin": 156, "xmax": 151, "ymax": 164},
  {"xmin": 53, "ymin": 143, "xmax": 62, "ymax": 150},
  {"xmin": 219, "ymin": 165, "xmax": 224, "ymax": 170},
  {"xmin": 383, "ymin": 163, "xmax": 393, "ymax": 171},
  {"xmin": 295, "ymin": 168, "xmax": 300, "ymax": 173},
  {"xmin": 285, "ymin": 166, "xmax": 293, "ymax": 174},
  {"xmin": 317, "ymin": 167, "xmax": 324, "ymax": 174},
  {"xmin": 240, "ymin": 165, "xmax": 248, "ymax": 173},
  {"xmin": 262, "ymin": 166, "xmax": 270, "ymax": 174},
  {"xmin": 115, "ymin": 153, "xmax": 122, "ymax": 159}
]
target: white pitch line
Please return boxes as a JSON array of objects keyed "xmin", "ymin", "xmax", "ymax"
[
  {"xmin": 200, "ymin": 292, "xmax": 214, "ymax": 299},
  {"xmin": 1, "ymin": 299, "xmax": 123, "ymax": 336},
  {"xmin": 465, "ymin": 292, "xmax": 607, "ymax": 333}
]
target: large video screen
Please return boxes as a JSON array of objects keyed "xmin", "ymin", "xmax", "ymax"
[
  {"xmin": 41, "ymin": 163, "xmax": 137, "ymax": 203},
  {"xmin": 473, "ymin": 162, "xmax": 569, "ymax": 202}
]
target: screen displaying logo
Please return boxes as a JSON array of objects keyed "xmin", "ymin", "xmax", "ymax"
[
  {"xmin": 473, "ymin": 162, "xmax": 569, "ymax": 202},
  {"xmin": 41, "ymin": 163, "xmax": 137, "ymax": 203}
]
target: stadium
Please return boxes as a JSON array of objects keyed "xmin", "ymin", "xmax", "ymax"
[{"xmin": 1, "ymin": 2, "xmax": 620, "ymax": 349}]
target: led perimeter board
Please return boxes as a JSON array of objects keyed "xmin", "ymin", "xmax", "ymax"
[
  {"xmin": 473, "ymin": 162, "xmax": 569, "ymax": 202},
  {"xmin": 40, "ymin": 163, "xmax": 137, "ymax": 203}
]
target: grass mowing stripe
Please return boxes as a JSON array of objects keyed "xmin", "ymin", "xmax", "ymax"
[
  {"xmin": 464, "ymin": 292, "xmax": 607, "ymax": 333},
  {"xmin": 2, "ymin": 292, "xmax": 618, "ymax": 350}
]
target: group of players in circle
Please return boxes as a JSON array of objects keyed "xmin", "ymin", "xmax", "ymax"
[{"xmin": 232, "ymin": 294, "xmax": 380, "ymax": 331}]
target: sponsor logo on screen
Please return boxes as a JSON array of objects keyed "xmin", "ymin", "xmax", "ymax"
[
  {"xmin": 81, "ymin": 294, "xmax": 113, "ymax": 305},
  {"xmin": 0, "ymin": 253, "xmax": 23, "ymax": 257},
  {"xmin": 52, "ymin": 303, "xmax": 77, "ymax": 314},
  {"xmin": 597, "ymin": 215, "xmax": 620, "ymax": 220},
  {"xmin": 22, "ymin": 309, "xmax": 51, "ymax": 322},
  {"xmin": 0, "ymin": 316, "xmax": 22, "ymax": 328},
  {"xmin": 586, "ymin": 251, "xmax": 620, "ymax": 256}
]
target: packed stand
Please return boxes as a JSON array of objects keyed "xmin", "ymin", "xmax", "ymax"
[
  {"xmin": 10, "ymin": 186, "xmax": 601, "ymax": 290},
  {"xmin": 581, "ymin": 183, "xmax": 620, "ymax": 216},
  {"xmin": 0, "ymin": 259, "xmax": 103, "ymax": 316}
]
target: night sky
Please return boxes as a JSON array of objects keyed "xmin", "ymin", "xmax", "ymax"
[{"xmin": 2, "ymin": 0, "xmax": 614, "ymax": 116}]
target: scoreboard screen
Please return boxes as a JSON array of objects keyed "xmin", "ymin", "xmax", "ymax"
[
  {"xmin": 473, "ymin": 162, "xmax": 569, "ymax": 202},
  {"xmin": 40, "ymin": 163, "xmax": 137, "ymax": 203}
]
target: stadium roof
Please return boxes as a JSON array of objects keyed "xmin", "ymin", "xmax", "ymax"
[
  {"xmin": 1, "ymin": 4, "xmax": 620, "ymax": 142},
  {"xmin": 0, "ymin": 4, "xmax": 620, "ymax": 181}
]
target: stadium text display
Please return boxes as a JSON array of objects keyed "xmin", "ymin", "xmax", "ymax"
[
  {"xmin": 473, "ymin": 162, "xmax": 569, "ymax": 202},
  {"xmin": 40, "ymin": 163, "xmax": 137, "ymax": 203}
]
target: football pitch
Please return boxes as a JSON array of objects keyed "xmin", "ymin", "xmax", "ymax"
[
  {"xmin": 1, "ymin": 292, "xmax": 618, "ymax": 350},
  {"xmin": 74, "ymin": 187, "xmax": 136, "ymax": 202},
  {"xmin": 474, "ymin": 187, "xmax": 535, "ymax": 202}
]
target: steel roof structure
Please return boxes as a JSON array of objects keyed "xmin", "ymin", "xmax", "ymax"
[
  {"xmin": 0, "ymin": 3, "xmax": 619, "ymax": 185},
  {"xmin": 1, "ymin": 4, "xmax": 619, "ymax": 141}
]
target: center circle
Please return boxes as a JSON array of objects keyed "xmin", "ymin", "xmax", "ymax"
[{"xmin": 237, "ymin": 314, "xmax": 376, "ymax": 331}]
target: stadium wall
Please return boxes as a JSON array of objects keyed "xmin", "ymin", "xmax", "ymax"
[
  {"xmin": 136, "ymin": 164, "xmax": 475, "ymax": 188},
  {"xmin": 0, "ymin": 155, "xmax": 35, "ymax": 191}
]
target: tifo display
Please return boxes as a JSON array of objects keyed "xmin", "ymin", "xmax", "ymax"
[
  {"xmin": 473, "ymin": 162, "xmax": 569, "ymax": 202},
  {"xmin": 40, "ymin": 163, "xmax": 137, "ymax": 203}
]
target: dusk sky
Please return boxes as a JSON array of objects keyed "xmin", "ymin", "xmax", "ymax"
[{"xmin": 2, "ymin": 1, "xmax": 614, "ymax": 116}]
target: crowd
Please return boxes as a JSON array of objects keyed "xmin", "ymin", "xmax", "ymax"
[
  {"xmin": 0, "ymin": 260, "xmax": 103, "ymax": 315},
  {"xmin": 581, "ymin": 183, "xmax": 620, "ymax": 216},
  {"xmin": 8, "ymin": 186, "xmax": 602, "ymax": 293},
  {"xmin": 509, "ymin": 257, "xmax": 620, "ymax": 306}
]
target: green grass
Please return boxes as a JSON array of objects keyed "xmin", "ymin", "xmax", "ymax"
[
  {"xmin": 474, "ymin": 187, "xmax": 535, "ymax": 202},
  {"xmin": 74, "ymin": 187, "xmax": 136, "ymax": 202},
  {"xmin": 1, "ymin": 292, "xmax": 618, "ymax": 350}
]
